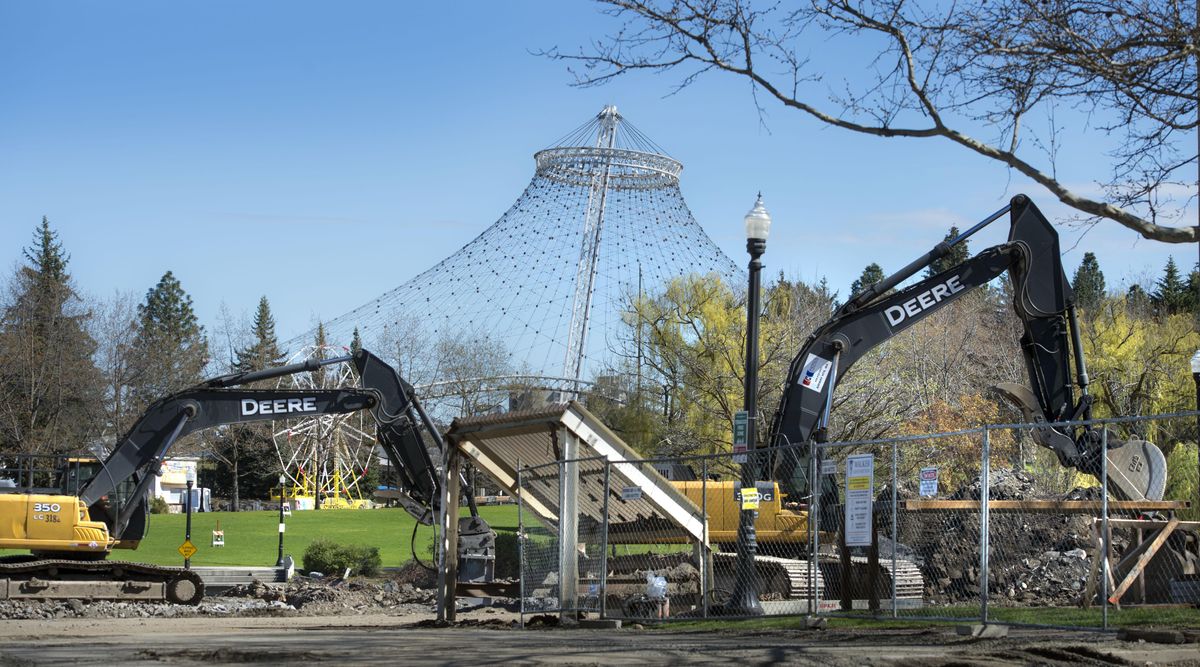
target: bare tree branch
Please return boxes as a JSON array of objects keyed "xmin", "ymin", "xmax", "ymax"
[{"xmin": 546, "ymin": 0, "xmax": 1199, "ymax": 243}]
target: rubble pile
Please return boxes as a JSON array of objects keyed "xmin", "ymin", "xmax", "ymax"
[
  {"xmin": 889, "ymin": 469, "xmax": 1113, "ymax": 606},
  {"xmin": 0, "ymin": 570, "xmax": 442, "ymax": 620}
]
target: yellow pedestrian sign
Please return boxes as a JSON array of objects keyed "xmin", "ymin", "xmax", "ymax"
[{"xmin": 178, "ymin": 539, "xmax": 197, "ymax": 559}]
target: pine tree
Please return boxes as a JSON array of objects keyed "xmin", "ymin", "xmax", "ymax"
[
  {"xmin": 925, "ymin": 227, "xmax": 969, "ymax": 278},
  {"xmin": 350, "ymin": 327, "xmax": 363, "ymax": 357},
  {"xmin": 850, "ymin": 263, "xmax": 885, "ymax": 296},
  {"xmin": 129, "ymin": 271, "xmax": 209, "ymax": 409},
  {"xmin": 218, "ymin": 296, "xmax": 284, "ymax": 511},
  {"xmin": 1185, "ymin": 264, "xmax": 1200, "ymax": 316},
  {"xmin": 0, "ymin": 218, "xmax": 103, "ymax": 455},
  {"xmin": 234, "ymin": 297, "xmax": 284, "ymax": 373},
  {"xmin": 1071, "ymin": 252, "xmax": 1106, "ymax": 312},
  {"xmin": 1152, "ymin": 257, "xmax": 1190, "ymax": 315}
]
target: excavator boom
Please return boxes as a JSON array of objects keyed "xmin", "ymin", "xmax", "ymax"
[{"xmin": 768, "ymin": 195, "xmax": 1167, "ymax": 502}]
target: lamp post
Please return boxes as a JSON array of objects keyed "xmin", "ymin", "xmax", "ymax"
[
  {"xmin": 184, "ymin": 468, "xmax": 195, "ymax": 570},
  {"xmin": 728, "ymin": 193, "xmax": 771, "ymax": 616},
  {"xmin": 1191, "ymin": 349, "xmax": 1200, "ymax": 511},
  {"xmin": 276, "ymin": 474, "xmax": 287, "ymax": 567}
]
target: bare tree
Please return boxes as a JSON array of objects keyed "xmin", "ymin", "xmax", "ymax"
[
  {"xmin": 552, "ymin": 0, "xmax": 1198, "ymax": 242},
  {"xmin": 88, "ymin": 291, "xmax": 140, "ymax": 443}
]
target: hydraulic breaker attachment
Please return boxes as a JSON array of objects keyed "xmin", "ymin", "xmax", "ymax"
[{"xmin": 993, "ymin": 382, "xmax": 1167, "ymax": 501}]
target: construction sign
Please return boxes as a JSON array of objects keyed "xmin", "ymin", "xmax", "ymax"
[
  {"xmin": 177, "ymin": 539, "xmax": 197, "ymax": 560},
  {"xmin": 844, "ymin": 454, "xmax": 875, "ymax": 547}
]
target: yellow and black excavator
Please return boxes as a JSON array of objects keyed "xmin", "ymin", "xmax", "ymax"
[
  {"xmin": 0, "ymin": 349, "xmax": 487, "ymax": 604},
  {"xmin": 675, "ymin": 195, "xmax": 1175, "ymax": 605}
]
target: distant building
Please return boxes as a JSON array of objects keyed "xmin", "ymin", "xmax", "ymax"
[{"xmin": 154, "ymin": 458, "xmax": 210, "ymax": 512}]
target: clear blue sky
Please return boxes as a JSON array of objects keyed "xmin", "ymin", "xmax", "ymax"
[{"xmin": 2, "ymin": 1, "xmax": 1196, "ymax": 342}]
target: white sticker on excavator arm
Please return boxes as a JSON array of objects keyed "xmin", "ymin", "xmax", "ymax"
[{"xmin": 799, "ymin": 354, "xmax": 833, "ymax": 393}]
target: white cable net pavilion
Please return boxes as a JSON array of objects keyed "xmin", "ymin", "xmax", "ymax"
[{"xmin": 309, "ymin": 106, "xmax": 740, "ymax": 406}]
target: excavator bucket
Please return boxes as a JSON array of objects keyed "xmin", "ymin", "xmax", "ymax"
[{"xmin": 992, "ymin": 383, "xmax": 1167, "ymax": 501}]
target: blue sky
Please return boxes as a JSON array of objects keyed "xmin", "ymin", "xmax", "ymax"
[{"xmin": 2, "ymin": 1, "xmax": 1196, "ymax": 343}]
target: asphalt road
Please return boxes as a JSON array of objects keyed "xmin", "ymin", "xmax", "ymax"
[{"xmin": 1, "ymin": 615, "xmax": 1198, "ymax": 666}]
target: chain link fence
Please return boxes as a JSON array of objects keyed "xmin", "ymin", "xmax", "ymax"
[{"xmin": 516, "ymin": 411, "xmax": 1200, "ymax": 628}]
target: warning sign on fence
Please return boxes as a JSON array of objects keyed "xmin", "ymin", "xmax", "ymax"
[
  {"xmin": 844, "ymin": 454, "xmax": 874, "ymax": 547},
  {"xmin": 919, "ymin": 466, "xmax": 939, "ymax": 497}
]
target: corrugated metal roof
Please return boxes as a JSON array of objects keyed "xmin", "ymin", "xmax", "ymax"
[{"xmin": 445, "ymin": 402, "xmax": 704, "ymax": 543}]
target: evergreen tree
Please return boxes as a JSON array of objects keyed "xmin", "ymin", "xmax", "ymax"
[
  {"xmin": 925, "ymin": 227, "xmax": 969, "ymax": 278},
  {"xmin": 234, "ymin": 297, "xmax": 284, "ymax": 372},
  {"xmin": 1152, "ymin": 257, "xmax": 1190, "ymax": 315},
  {"xmin": 129, "ymin": 271, "xmax": 208, "ymax": 409},
  {"xmin": 350, "ymin": 327, "xmax": 363, "ymax": 357},
  {"xmin": 1071, "ymin": 252, "xmax": 1106, "ymax": 312},
  {"xmin": 850, "ymin": 263, "xmax": 885, "ymax": 296},
  {"xmin": 0, "ymin": 218, "xmax": 103, "ymax": 455},
  {"xmin": 1126, "ymin": 284, "xmax": 1152, "ymax": 317},
  {"xmin": 1185, "ymin": 263, "xmax": 1200, "ymax": 316},
  {"xmin": 216, "ymin": 296, "xmax": 284, "ymax": 510}
]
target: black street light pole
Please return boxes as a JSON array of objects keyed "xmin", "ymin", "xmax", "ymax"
[
  {"xmin": 276, "ymin": 474, "xmax": 287, "ymax": 567},
  {"xmin": 728, "ymin": 194, "xmax": 771, "ymax": 616},
  {"xmin": 184, "ymin": 471, "xmax": 195, "ymax": 570}
]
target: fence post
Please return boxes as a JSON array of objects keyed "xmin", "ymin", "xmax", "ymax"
[
  {"xmin": 517, "ymin": 458, "xmax": 525, "ymax": 629},
  {"xmin": 599, "ymin": 460, "xmax": 611, "ymax": 619},
  {"xmin": 808, "ymin": 440, "xmax": 819, "ymax": 615},
  {"xmin": 701, "ymin": 457, "xmax": 709, "ymax": 619},
  {"xmin": 891, "ymin": 440, "xmax": 898, "ymax": 619},
  {"xmin": 1101, "ymin": 428, "xmax": 1109, "ymax": 630},
  {"xmin": 980, "ymin": 426, "xmax": 990, "ymax": 624}
]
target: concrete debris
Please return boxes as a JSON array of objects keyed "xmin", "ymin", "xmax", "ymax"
[
  {"xmin": 887, "ymin": 469, "xmax": 1124, "ymax": 607},
  {"xmin": 0, "ymin": 567, "xmax": 456, "ymax": 620}
]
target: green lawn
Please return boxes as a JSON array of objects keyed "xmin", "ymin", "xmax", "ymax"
[{"xmin": 2, "ymin": 505, "xmax": 519, "ymax": 569}]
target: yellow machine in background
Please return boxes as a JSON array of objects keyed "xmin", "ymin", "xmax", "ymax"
[{"xmin": 0, "ymin": 494, "xmax": 112, "ymax": 554}]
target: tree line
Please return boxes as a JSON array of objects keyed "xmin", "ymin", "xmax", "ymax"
[
  {"xmin": 0, "ymin": 218, "xmax": 292, "ymax": 507},
  {"xmin": 4, "ymin": 216, "xmax": 1197, "ymax": 506},
  {"xmin": 590, "ymin": 228, "xmax": 1199, "ymax": 502}
]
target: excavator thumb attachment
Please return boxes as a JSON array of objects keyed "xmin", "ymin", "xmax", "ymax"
[{"xmin": 992, "ymin": 383, "xmax": 1167, "ymax": 501}]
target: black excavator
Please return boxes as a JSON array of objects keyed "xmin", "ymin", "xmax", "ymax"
[
  {"xmin": 690, "ymin": 195, "xmax": 1181, "ymax": 607},
  {"xmin": 0, "ymin": 348, "xmax": 493, "ymax": 604},
  {"xmin": 768, "ymin": 194, "xmax": 1167, "ymax": 504}
]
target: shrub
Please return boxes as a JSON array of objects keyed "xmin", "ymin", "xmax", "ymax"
[
  {"xmin": 302, "ymin": 538, "xmax": 382, "ymax": 577},
  {"xmin": 149, "ymin": 496, "xmax": 171, "ymax": 514}
]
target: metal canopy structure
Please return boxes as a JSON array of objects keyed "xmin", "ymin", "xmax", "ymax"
[
  {"xmin": 444, "ymin": 401, "xmax": 705, "ymax": 543},
  {"xmin": 304, "ymin": 106, "xmax": 739, "ymax": 407}
]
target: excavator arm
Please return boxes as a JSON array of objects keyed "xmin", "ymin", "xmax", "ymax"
[
  {"xmin": 79, "ymin": 349, "xmax": 444, "ymax": 542},
  {"xmin": 768, "ymin": 195, "xmax": 1167, "ymax": 502}
]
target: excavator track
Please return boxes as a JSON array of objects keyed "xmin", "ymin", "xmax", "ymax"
[
  {"xmin": 712, "ymin": 553, "xmax": 824, "ymax": 607},
  {"xmin": 712, "ymin": 552, "xmax": 923, "ymax": 611},
  {"xmin": 0, "ymin": 556, "xmax": 204, "ymax": 604}
]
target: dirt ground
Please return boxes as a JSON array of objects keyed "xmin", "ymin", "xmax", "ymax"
[
  {"xmin": 0, "ymin": 566, "xmax": 1197, "ymax": 665},
  {"xmin": 2, "ymin": 603, "xmax": 1199, "ymax": 666}
]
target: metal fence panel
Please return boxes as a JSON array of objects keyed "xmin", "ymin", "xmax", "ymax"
[
  {"xmin": 518, "ymin": 460, "xmax": 562, "ymax": 618},
  {"xmin": 512, "ymin": 411, "xmax": 1200, "ymax": 629}
]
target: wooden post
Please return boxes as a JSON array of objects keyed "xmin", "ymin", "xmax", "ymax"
[
  {"xmin": 868, "ymin": 511, "xmax": 880, "ymax": 612},
  {"xmin": 436, "ymin": 447, "xmax": 462, "ymax": 622},
  {"xmin": 839, "ymin": 515, "xmax": 851, "ymax": 611}
]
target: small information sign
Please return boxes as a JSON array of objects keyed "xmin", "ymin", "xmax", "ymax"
[
  {"xmin": 919, "ymin": 467, "xmax": 939, "ymax": 497},
  {"xmin": 732, "ymin": 411, "xmax": 749, "ymax": 463},
  {"xmin": 620, "ymin": 486, "xmax": 643, "ymax": 501},
  {"xmin": 178, "ymin": 539, "xmax": 197, "ymax": 560},
  {"xmin": 844, "ymin": 454, "xmax": 875, "ymax": 547}
]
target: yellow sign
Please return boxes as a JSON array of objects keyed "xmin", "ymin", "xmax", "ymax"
[
  {"xmin": 739, "ymin": 490, "xmax": 760, "ymax": 510},
  {"xmin": 178, "ymin": 539, "xmax": 197, "ymax": 559},
  {"xmin": 847, "ymin": 476, "xmax": 870, "ymax": 491}
]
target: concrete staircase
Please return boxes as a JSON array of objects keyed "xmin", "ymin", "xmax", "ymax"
[{"xmin": 192, "ymin": 556, "xmax": 293, "ymax": 594}]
